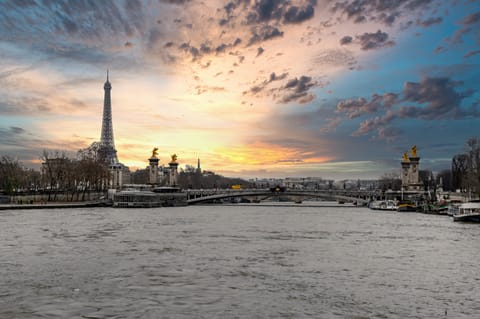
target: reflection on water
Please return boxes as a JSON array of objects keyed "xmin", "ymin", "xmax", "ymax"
[{"xmin": 1, "ymin": 205, "xmax": 479, "ymax": 318}]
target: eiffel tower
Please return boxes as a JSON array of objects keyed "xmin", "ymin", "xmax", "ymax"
[{"xmin": 100, "ymin": 70, "xmax": 118, "ymax": 165}]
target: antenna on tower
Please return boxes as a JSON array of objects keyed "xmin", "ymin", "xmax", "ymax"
[{"xmin": 107, "ymin": 69, "xmax": 109, "ymax": 81}]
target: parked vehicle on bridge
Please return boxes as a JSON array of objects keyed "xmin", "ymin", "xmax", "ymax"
[{"xmin": 270, "ymin": 186, "xmax": 286, "ymax": 192}]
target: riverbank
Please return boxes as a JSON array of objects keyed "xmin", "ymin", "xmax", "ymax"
[{"xmin": 0, "ymin": 200, "xmax": 112, "ymax": 210}]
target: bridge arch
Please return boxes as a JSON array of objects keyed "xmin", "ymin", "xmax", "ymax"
[{"xmin": 186, "ymin": 190, "xmax": 370, "ymax": 205}]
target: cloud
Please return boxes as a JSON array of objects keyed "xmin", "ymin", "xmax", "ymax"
[
  {"xmin": 160, "ymin": 0, "xmax": 192, "ymax": 4},
  {"xmin": 352, "ymin": 113, "xmax": 394, "ymax": 137},
  {"xmin": 243, "ymin": 72, "xmax": 320, "ymax": 104},
  {"xmin": 176, "ymin": 37, "xmax": 246, "ymax": 61},
  {"xmin": 374, "ymin": 126, "xmax": 403, "ymax": 141},
  {"xmin": 0, "ymin": 126, "xmax": 33, "ymax": 150},
  {"xmin": 10, "ymin": 126, "xmax": 26, "ymax": 134},
  {"xmin": 283, "ymin": 4, "xmax": 315, "ymax": 24},
  {"xmin": 356, "ymin": 30, "xmax": 395, "ymax": 50},
  {"xmin": 331, "ymin": 0, "xmax": 433, "ymax": 26},
  {"xmin": 401, "ymin": 77, "xmax": 469, "ymax": 119},
  {"xmin": 349, "ymin": 76, "xmax": 478, "ymax": 139},
  {"xmin": 0, "ymin": 124, "xmax": 90, "ymax": 165},
  {"xmin": 243, "ymin": 0, "xmax": 317, "ymax": 25},
  {"xmin": 243, "ymin": 72, "xmax": 289, "ymax": 96},
  {"xmin": 417, "ymin": 17, "xmax": 442, "ymax": 27},
  {"xmin": 256, "ymin": 47, "xmax": 265, "ymax": 57},
  {"xmin": 464, "ymin": 50, "xmax": 480, "ymax": 58},
  {"xmin": 0, "ymin": 96, "xmax": 51, "ymax": 115},
  {"xmin": 243, "ymin": 73, "xmax": 318, "ymax": 104},
  {"xmin": 340, "ymin": 35, "xmax": 353, "ymax": 45},
  {"xmin": 311, "ymin": 49, "xmax": 356, "ymax": 69},
  {"xmin": 248, "ymin": 25, "xmax": 284, "ymax": 45},
  {"xmin": 451, "ymin": 11, "xmax": 480, "ymax": 44},
  {"xmin": 269, "ymin": 72, "xmax": 289, "ymax": 82},
  {"xmin": 336, "ymin": 93, "xmax": 398, "ymax": 119},
  {"xmin": 9, "ymin": 0, "xmax": 36, "ymax": 7},
  {"xmin": 278, "ymin": 76, "xmax": 316, "ymax": 104},
  {"xmin": 320, "ymin": 117, "xmax": 342, "ymax": 133},
  {"xmin": 195, "ymin": 85, "xmax": 225, "ymax": 95},
  {"xmin": 462, "ymin": 12, "xmax": 480, "ymax": 25},
  {"xmin": 219, "ymin": 0, "xmax": 316, "ymax": 50}
]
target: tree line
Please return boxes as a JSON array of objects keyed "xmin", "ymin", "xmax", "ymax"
[
  {"xmin": 177, "ymin": 165, "xmax": 251, "ymax": 189},
  {"xmin": 0, "ymin": 142, "xmax": 110, "ymax": 201}
]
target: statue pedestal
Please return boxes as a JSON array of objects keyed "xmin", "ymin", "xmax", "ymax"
[{"xmin": 168, "ymin": 162, "xmax": 179, "ymax": 187}]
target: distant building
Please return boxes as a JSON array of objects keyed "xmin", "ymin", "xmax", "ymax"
[
  {"xmin": 249, "ymin": 178, "xmax": 285, "ymax": 189},
  {"xmin": 131, "ymin": 168, "xmax": 149, "ymax": 184},
  {"xmin": 284, "ymin": 177, "xmax": 329, "ymax": 190}
]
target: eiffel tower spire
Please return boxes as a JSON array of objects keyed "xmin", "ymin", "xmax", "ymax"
[{"xmin": 100, "ymin": 70, "xmax": 118, "ymax": 164}]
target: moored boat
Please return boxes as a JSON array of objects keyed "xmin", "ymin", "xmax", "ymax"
[
  {"xmin": 452, "ymin": 201, "xmax": 480, "ymax": 222},
  {"xmin": 113, "ymin": 187, "xmax": 187, "ymax": 207},
  {"xmin": 397, "ymin": 201, "xmax": 418, "ymax": 212},
  {"xmin": 369, "ymin": 200, "xmax": 397, "ymax": 211},
  {"xmin": 447, "ymin": 201, "xmax": 462, "ymax": 216}
]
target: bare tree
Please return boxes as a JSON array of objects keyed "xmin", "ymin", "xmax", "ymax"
[
  {"xmin": 0, "ymin": 156, "xmax": 23, "ymax": 195},
  {"xmin": 379, "ymin": 172, "xmax": 401, "ymax": 191},
  {"xmin": 41, "ymin": 150, "xmax": 73, "ymax": 201},
  {"xmin": 452, "ymin": 153, "xmax": 469, "ymax": 191},
  {"xmin": 436, "ymin": 169, "xmax": 452, "ymax": 192},
  {"xmin": 451, "ymin": 137, "xmax": 480, "ymax": 196},
  {"xmin": 77, "ymin": 142, "xmax": 111, "ymax": 200},
  {"xmin": 465, "ymin": 137, "xmax": 480, "ymax": 195}
]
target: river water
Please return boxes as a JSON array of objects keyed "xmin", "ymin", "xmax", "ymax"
[{"xmin": 1, "ymin": 204, "xmax": 479, "ymax": 319}]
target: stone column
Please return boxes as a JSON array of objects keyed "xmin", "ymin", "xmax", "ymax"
[
  {"xmin": 408, "ymin": 156, "xmax": 421, "ymax": 191},
  {"xmin": 149, "ymin": 157, "xmax": 159, "ymax": 185},
  {"xmin": 169, "ymin": 161, "xmax": 179, "ymax": 187},
  {"xmin": 401, "ymin": 160, "xmax": 410, "ymax": 191}
]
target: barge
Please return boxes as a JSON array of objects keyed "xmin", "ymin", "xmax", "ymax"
[{"xmin": 113, "ymin": 187, "xmax": 187, "ymax": 208}]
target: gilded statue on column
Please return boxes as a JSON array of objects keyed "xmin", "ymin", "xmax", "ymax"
[
  {"xmin": 151, "ymin": 147, "xmax": 159, "ymax": 158},
  {"xmin": 411, "ymin": 145, "xmax": 417, "ymax": 157}
]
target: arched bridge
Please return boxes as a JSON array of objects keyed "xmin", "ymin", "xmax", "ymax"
[{"xmin": 185, "ymin": 189, "xmax": 372, "ymax": 205}]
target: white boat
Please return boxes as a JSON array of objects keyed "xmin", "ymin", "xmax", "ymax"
[
  {"xmin": 369, "ymin": 200, "xmax": 397, "ymax": 211},
  {"xmin": 452, "ymin": 201, "xmax": 480, "ymax": 222},
  {"xmin": 447, "ymin": 202, "xmax": 461, "ymax": 216}
]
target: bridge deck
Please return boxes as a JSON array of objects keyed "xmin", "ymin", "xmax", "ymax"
[{"xmin": 186, "ymin": 189, "xmax": 372, "ymax": 205}]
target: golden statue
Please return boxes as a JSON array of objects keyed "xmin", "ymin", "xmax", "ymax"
[
  {"xmin": 171, "ymin": 154, "xmax": 177, "ymax": 163},
  {"xmin": 411, "ymin": 145, "xmax": 417, "ymax": 157},
  {"xmin": 402, "ymin": 152, "xmax": 409, "ymax": 162},
  {"xmin": 151, "ymin": 147, "xmax": 159, "ymax": 158}
]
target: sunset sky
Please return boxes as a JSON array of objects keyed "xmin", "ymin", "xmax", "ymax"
[{"xmin": 0, "ymin": 0, "xmax": 479, "ymax": 179}]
